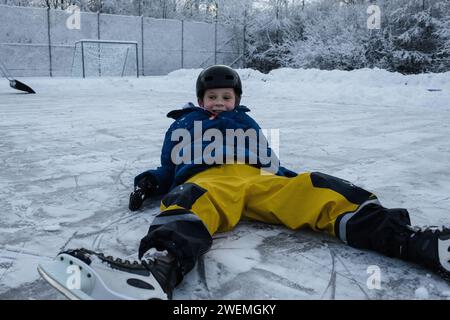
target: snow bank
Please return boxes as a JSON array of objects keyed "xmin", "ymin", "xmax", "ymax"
[
  {"xmin": 266, "ymin": 68, "xmax": 450, "ymax": 88},
  {"xmin": 165, "ymin": 67, "xmax": 450, "ymax": 110}
]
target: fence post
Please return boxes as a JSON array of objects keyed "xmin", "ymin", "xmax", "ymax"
[
  {"xmin": 135, "ymin": 43, "xmax": 139, "ymax": 78},
  {"xmin": 242, "ymin": 18, "xmax": 246, "ymax": 68},
  {"xmin": 81, "ymin": 41, "xmax": 85, "ymax": 78},
  {"xmin": 97, "ymin": 11, "xmax": 101, "ymax": 39},
  {"xmin": 141, "ymin": 15, "xmax": 144, "ymax": 76},
  {"xmin": 46, "ymin": 7, "xmax": 53, "ymax": 77},
  {"xmin": 181, "ymin": 20, "xmax": 184, "ymax": 69},
  {"xmin": 214, "ymin": 21, "xmax": 217, "ymax": 65},
  {"xmin": 97, "ymin": 12, "xmax": 101, "ymax": 76}
]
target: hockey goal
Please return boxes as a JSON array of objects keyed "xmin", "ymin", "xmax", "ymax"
[{"xmin": 71, "ymin": 40, "xmax": 139, "ymax": 78}]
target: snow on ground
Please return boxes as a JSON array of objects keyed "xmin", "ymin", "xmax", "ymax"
[{"xmin": 1, "ymin": 68, "xmax": 450, "ymax": 299}]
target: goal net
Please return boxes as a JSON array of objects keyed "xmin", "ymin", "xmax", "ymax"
[{"xmin": 71, "ymin": 40, "xmax": 139, "ymax": 77}]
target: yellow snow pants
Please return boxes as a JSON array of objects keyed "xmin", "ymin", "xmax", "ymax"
[
  {"xmin": 159, "ymin": 164, "xmax": 377, "ymax": 237},
  {"xmin": 141, "ymin": 163, "xmax": 409, "ymax": 275}
]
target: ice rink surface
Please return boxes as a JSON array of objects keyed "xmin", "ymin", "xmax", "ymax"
[{"xmin": 1, "ymin": 68, "xmax": 450, "ymax": 299}]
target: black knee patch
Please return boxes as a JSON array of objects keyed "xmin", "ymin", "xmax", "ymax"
[
  {"xmin": 162, "ymin": 183, "xmax": 207, "ymax": 210},
  {"xmin": 310, "ymin": 172, "xmax": 375, "ymax": 205}
]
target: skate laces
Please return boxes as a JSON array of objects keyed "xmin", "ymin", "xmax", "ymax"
[
  {"xmin": 97, "ymin": 253, "xmax": 141, "ymax": 267},
  {"xmin": 63, "ymin": 248, "xmax": 170, "ymax": 270},
  {"xmin": 406, "ymin": 225, "xmax": 450, "ymax": 234},
  {"xmin": 64, "ymin": 248, "xmax": 144, "ymax": 269},
  {"xmin": 140, "ymin": 248, "xmax": 170, "ymax": 263}
]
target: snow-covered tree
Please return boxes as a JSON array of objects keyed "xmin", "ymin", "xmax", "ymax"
[
  {"xmin": 244, "ymin": 0, "xmax": 303, "ymax": 72},
  {"xmin": 276, "ymin": 1, "xmax": 368, "ymax": 71},
  {"xmin": 4, "ymin": 0, "xmax": 450, "ymax": 74},
  {"xmin": 430, "ymin": 0, "xmax": 450, "ymax": 72},
  {"xmin": 389, "ymin": 2, "xmax": 438, "ymax": 73}
]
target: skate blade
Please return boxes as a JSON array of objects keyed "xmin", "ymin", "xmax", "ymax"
[{"xmin": 37, "ymin": 264, "xmax": 92, "ymax": 300}]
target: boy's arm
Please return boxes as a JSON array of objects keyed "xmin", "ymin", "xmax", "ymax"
[
  {"xmin": 134, "ymin": 127, "xmax": 176, "ymax": 195},
  {"xmin": 129, "ymin": 127, "xmax": 176, "ymax": 211}
]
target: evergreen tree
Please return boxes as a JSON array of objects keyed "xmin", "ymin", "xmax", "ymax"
[{"xmin": 389, "ymin": 3, "xmax": 439, "ymax": 73}]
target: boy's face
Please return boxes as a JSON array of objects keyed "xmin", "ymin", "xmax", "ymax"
[{"xmin": 198, "ymin": 88, "xmax": 236, "ymax": 115}]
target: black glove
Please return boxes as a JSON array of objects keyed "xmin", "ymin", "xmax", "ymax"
[
  {"xmin": 136, "ymin": 175, "xmax": 156, "ymax": 193},
  {"xmin": 129, "ymin": 175, "xmax": 157, "ymax": 211},
  {"xmin": 129, "ymin": 188, "xmax": 147, "ymax": 211}
]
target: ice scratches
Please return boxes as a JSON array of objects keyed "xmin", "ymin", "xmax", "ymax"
[
  {"xmin": 0, "ymin": 261, "xmax": 14, "ymax": 269},
  {"xmin": 257, "ymin": 231, "xmax": 377, "ymax": 299},
  {"xmin": 60, "ymin": 231, "xmax": 78, "ymax": 251},
  {"xmin": 0, "ymin": 259, "xmax": 14, "ymax": 284},
  {"xmin": 49, "ymin": 201, "xmax": 160, "ymax": 252},
  {"xmin": 0, "ymin": 245, "xmax": 52, "ymax": 292},
  {"xmin": 111, "ymin": 161, "xmax": 129, "ymax": 190},
  {"xmin": 319, "ymin": 243, "xmax": 370, "ymax": 300},
  {"xmin": 0, "ymin": 245, "xmax": 53, "ymax": 260},
  {"xmin": 330, "ymin": 245, "xmax": 370, "ymax": 299},
  {"xmin": 0, "ymin": 245, "xmax": 53, "ymax": 287},
  {"xmin": 91, "ymin": 213, "xmax": 140, "ymax": 250},
  {"xmin": 0, "ymin": 278, "xmax": 65, "ymax": 300},
  {"xmin": 321, "ymin": 240, "xmax": 450, "ymax": 299},
  {"xmin": 259, "ymin": 230, "xmax": 331, "ymax": 256},
  {"xmin": 92, "ymin": 233, "xmax": 104, "ymax": 250},
  {"xmin": 90, "ymin": 201, "xmax": 160, "ymax": 250},
  {"xmin": 196, "ymin": 255, "xmax": 211, "ymax": 296},
  {"xmin": 12, "ymin": 174, "xmax": 80, "ymax": 188},
  {"xmin": 252, "ymin": 267, "xmax": 316, "ymax": 295},
  {"xmin": 96, "ymin": 128, "xmax": 124, "ymax": 140},
  {"xmin": 73, "ymin": 175, "xmax": 79, "ymax": 189},
  {"xmin": 321, "ymin": 245, "xmax": 337, "ymax": 300},
  {"xmin": 210, "ymin": 265, "xmax": 316, "ymax": 299}
]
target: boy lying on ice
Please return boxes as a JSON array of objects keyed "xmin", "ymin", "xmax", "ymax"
[{"xmin": 38, "ymin": 65, "xmax": 450, "ymax": 300}]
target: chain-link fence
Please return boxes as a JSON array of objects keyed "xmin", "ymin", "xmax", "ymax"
[{"xmin": 0, "ymin": 4, "xmax": 244, "ymax": 77}]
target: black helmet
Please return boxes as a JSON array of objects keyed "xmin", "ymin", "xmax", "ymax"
[{"xmin": 196, "ymin": 65, "xmax": 242, "ymax": 99}]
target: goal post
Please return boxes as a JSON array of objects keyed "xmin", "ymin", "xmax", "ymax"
[{"xmin": 71, "ymin": 39, "xmax": 139, "ymax": 78}]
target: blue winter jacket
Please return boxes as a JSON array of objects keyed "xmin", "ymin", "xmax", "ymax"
[{"xmin": 134, "ymin": 103, "xmax": 297, "ymax": 196}]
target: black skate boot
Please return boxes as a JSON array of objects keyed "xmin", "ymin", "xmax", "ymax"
[
  {"xmin": 38, "ymin": 248, "xmax": 180, "ymax": 300},
  {"xmin": 406, "ymin": 226, "xmax": 450, "ymax": 281}
]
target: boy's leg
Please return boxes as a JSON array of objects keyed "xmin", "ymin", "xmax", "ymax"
[
  {"xmin": 336, "ymin": 202, "xmax": 411, "ymax": 258},
  {"xmin": 139, "ymin": 165, "xmax": 250, "ymax": 282},
  {"xmin": 244, "ymin": 169, "xmax": 450, "ymax": 278},
  {"xmin": 244, "ymin": 170, "xmax": 380, "ymax": 236},
  {"xmin": 341, "ymin": 203, "xmax": 450, "ymax": 278},
  {"xmin": 139, "ymin": 165, "xmax": 450, "ymax": 285},
  {"xmin": 244, "ymin": 170, "xmax": 409, "ymax": 255}
]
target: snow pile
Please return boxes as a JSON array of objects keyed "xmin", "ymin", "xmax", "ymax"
[
  {"xmin": 165, "ymin": 67, "xmax": 450, "ymax": 112},
  {"xmin": 240, "ymin": 68, "xmax": 450, "ymax": 110}
]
